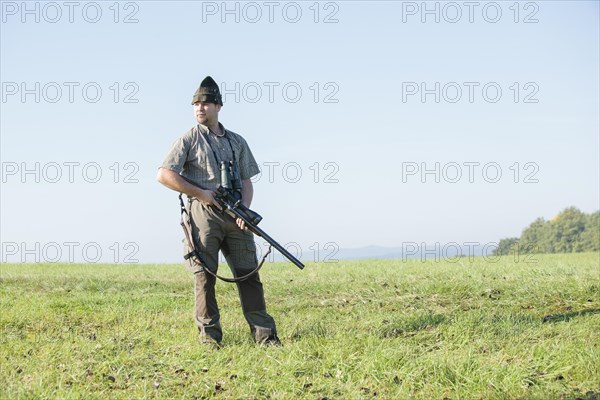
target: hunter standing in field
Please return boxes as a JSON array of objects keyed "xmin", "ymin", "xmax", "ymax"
[{"xmin": 157, "ymin": 76, "xmax": 280, "ymax": 347}]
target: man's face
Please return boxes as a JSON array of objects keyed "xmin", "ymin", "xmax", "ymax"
[{"xmin": 194, "ymin": 101, "xmax": 221, "ymax": 125}]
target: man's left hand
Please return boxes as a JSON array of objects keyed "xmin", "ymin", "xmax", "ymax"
[{"xmin": 236, "ymin": 217, "xmax": 246, "ymax": 230}]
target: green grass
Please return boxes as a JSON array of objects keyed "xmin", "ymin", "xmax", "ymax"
[{"xmin": 1, "ymin": 253, "xmax": 599, "ymax": 399}]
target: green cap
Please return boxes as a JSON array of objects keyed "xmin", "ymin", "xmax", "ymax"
[{"xmin": 191, "ymin": 76, "xmax": 223, "ymax": 105}]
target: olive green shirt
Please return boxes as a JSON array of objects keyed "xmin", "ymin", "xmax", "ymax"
[{"xmin": 160, "ymin": 123, "xmax": 260, "ymax": 190}]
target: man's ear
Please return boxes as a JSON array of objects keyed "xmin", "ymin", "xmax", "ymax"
[{"xmin": 216, "ymin": 104, "xmax": 222, "ymax": 112}]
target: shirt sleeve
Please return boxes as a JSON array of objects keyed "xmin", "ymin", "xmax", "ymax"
[
  {"xmin": 160, "ymin": 132, "xmax": 191, "ymax": 173},
  {"xmin": 237, "ymin": 136, "xmax": 260, "ymax": 180}
]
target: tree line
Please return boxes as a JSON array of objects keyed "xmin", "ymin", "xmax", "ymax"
[{"xmin": 494, "ymin": 207, "xmax": 599, "ymax": 255}]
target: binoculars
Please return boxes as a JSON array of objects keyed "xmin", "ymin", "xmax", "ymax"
[
  {"xmin": 217, "ymin": 160, "xmax": 263, "ymax": 226},
  {"xmin": 220, "ymin": 160, "xmax": 242, "ymax": 192}
]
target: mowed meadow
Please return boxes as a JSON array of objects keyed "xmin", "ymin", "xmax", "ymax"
[{"xmin": 1, "ymin": 253, "xmax": 598, "ymax": 399}]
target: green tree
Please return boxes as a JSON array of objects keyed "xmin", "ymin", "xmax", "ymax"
[
  {"xmin": 494, "ymin": 237, "xmax": 519, "ymax": 256},
  {"xmin": 519, "ymin": 217, "xmax": 549, "ymax": 254},
  {"xmin": 578, "ymin": 211, "xmax": 600, "ymax": 251},
  {"xmin": 496, "ymin": 207, "xmax": 599, "ymax": 255},
  {"xmin": 547, "ymin": 207, "xmax": 587, "ymax": 253}
]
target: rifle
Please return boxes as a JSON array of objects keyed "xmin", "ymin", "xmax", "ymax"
[
  {"xmin": 179, "ymin": 161, "xmax": 304, "ymax": 283},
  {"xmin": 214, "ymin": 185, "xmax": 305, "ymax": 270}
]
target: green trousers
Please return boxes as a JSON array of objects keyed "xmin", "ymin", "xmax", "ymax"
[{"xmin": 186, "ymin": 199, "xmax": 277, "ymax": 344}]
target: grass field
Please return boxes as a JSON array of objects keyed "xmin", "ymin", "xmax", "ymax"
[{"xmin": 1, "ymin": 253, "xmax": 599, "ymax": 399}]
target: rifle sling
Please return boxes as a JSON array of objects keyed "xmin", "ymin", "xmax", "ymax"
[{"xmin": 179, "ymin": 194, "xmax": 271, "ymax": 283}]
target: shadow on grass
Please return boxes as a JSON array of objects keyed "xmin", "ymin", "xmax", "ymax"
[
  {"xmin": 560, "ymin": 390, "xmax": 599, "ymax": 400},
  {"xmin": 542, "ymin": 308, "xmax": 600, "ymax": 323},
  {"xmin": 288, "ymin": 320, "xmax": 334, "ymax": 340},
  {"xmin": 381, "ymin": 313, "xmax": 446, "ymax": 338}
]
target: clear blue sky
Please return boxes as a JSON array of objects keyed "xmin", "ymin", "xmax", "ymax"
[{"xmin": 1, "ymin": 1, "xmax": 598, "ymax": 263}]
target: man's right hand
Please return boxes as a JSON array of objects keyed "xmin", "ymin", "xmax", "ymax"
[
  {"xmin": 156, "ymin": 168, "xmax": 223, "ymax": 210},
  {"xmin": 199, "ymin": 189, "xmax": 223, "ymax": 210}
]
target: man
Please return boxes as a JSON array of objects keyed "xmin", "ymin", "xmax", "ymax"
[{"xmin": 157, "ymin": 76, "xmax": 279, "ymax": 347}]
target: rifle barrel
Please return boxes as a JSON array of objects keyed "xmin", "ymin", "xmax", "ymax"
[
  {"xmin": 217, "ymin": 186, "xmax": 304, "ymax": 269},
  {"xmin": 249, "ymin": 224, "xmax": 305, "ymax": 270},
  {"xmin": 225, "ymin": 204, "xmax": 305, "ymax": 270}
]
